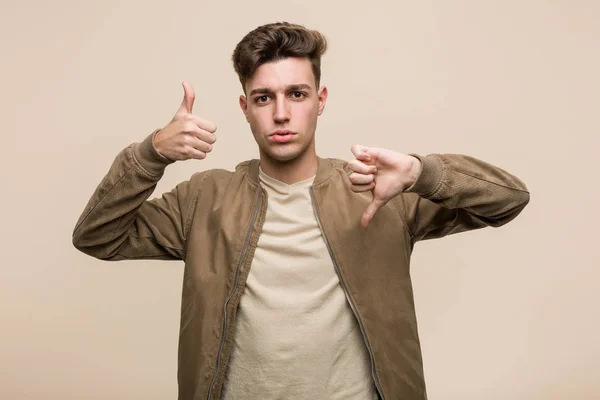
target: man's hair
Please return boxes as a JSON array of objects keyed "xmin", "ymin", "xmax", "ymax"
[{"xmin": 232, "ymin": 22, "xmax": 328, "ymax": 92}]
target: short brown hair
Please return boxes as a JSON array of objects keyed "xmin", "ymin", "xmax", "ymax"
[{"xmin": 232, "ymin": 22, "xmax": 328, "ymax": 92}]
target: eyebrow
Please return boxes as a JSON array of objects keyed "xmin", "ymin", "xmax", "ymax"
[{"xmin": 249, "ymin": 84, "xmax": 312, "ymax": 97}]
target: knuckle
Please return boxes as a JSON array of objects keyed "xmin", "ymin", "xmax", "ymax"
[
  {"xmin": 181, "ymin": 135, "xmax": 193, "ymax": 146},
  {"xmin": 180, "ymin": 147, "xmax": 191, "ymax": 158},
  {"xmin": 184, "ymin": 123, "xmax": 196, "ymax": 133}
]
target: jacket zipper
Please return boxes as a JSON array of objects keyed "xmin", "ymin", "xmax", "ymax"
[
  {"xmin": 207, "ymin": 188, "xmax": 264, "ymax": 399},
  {"xmin": 309, "ymin": 187, "xmax": 385, "ymax": 400}
]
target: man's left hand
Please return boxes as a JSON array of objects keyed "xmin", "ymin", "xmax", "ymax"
[{"xmin": 348, "ymin": 145, "xmax": 422, "ymax": 229}]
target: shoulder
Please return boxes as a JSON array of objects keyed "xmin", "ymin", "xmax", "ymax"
[
  {"xmin": 187, "ymin": 160, "xmax": 253, "ymax": 188},
  {"xmin": 326, "ymin": 157, "xmax": 353, "ymax": 176}
]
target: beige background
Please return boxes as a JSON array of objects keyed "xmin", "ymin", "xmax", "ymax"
[{"xmin": 1, "ymin": 0, "xmax": 598, "ymax": 399}]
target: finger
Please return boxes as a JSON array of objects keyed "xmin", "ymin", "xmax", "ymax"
[
  {"xmin": 361, "ymin": 199, "xmax": 385, "ymax": 229},
  {"xmin": 183, "ymin": 123, "xmax": 217, "ymax": 145},
  {"xmin": 185, "ymin": 135, "xmax": 214, "ymax": 154},
  {"xmin": 348, "ymin": 159, "xmax": 377, "ymax": 175},
  {"xmin": 179, "ymin": 81, "xmax": 195, "ymax": 114},
  {"xmin": 351, "ymin": 182, "xmax": 375, "ymax": 193},
  {"xmin": 193, "ymin": 129, "xmax": 217, "ymax": 145},
  {"xmin": 349, "ymin": 172, "xmax": 375, "ymax": 185},
  {"xmin": 179, "ymin": 145, "xmax": 207, "ymax": 160},
  {"xmin": 185, "ymin": 115, "xmax": 217, "ymax": 134},
  {"xmin": 188, "ymin": 149, "xmax": 207, "ymax": 160},
  {"xmin": 351, "ymin": 144, "xmax": 371, "ymax": 162}
]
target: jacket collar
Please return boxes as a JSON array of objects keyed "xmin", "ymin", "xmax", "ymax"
[{"xmin": 245, "ymin": 156, "xmax": 335, "ymax": 187}]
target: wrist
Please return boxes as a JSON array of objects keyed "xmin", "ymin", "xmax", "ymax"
[
  {"xmin": 407, "ymin": 156, "xmax": 422, "ymax": 188},
  {"xmin": 152, "ymin": 129, "xmax": 173, "ymax": 161},
  {"xmin": 133, "ymin": 130, "xmax": 175, "ymax": 177},
  {"xmin": 404, "ymin": 154, "xmax": 444, "ymax": 196}
]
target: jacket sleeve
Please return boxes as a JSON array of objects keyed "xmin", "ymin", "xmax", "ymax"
[
  {"xmin": 392, "ymin": 153, "xmax": 530, "ymax": 242},
  {"xmin": 72, "ymin": 131, "xmax": 204, "ymax": 261}
]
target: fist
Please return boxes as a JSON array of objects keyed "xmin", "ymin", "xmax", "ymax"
[
  {"xmin": 153, "ymin": 81, "xmax": 217, "ymax": 161},
  {"xmin": 348, "ymin": 144, "xmax": 422, "ymax": 229}
]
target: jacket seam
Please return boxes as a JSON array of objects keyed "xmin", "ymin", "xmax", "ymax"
[
  {"xmin": 424, "ymin": 154, "xmax": 447, "ymax": 198},
  {"xmin": 126, "ymin": 234, "xmax": 184, "ymax": 249},
  {"xmin": 114, "ymin": 236, "xmax": 183, "ymax": 259},
  {"xmin": 312, "ymin": 184, "xmax": 385, "ymax": 394},
  {"xmin": 453, "ymin": 169, "xmax": 530, "ymax": 194},
  {"xmin": 392, "ymin": 196, "xmax": 416, "ymax": 241},
  {"xmin": 111, "ymin": 254, "xmax": 180, "ymax": 260},
  {"xmin": 109, "ymin": 186, "xmax": 154, "ymax": 238},
  {"xmin": 73, "ymin": 151, "xmax": 137, "ymax": 234},
  {"xmin": 182, "ymin": 172, "xmax": 209, "ymax": 260},
  {"xmin": 311, "ymin": 165, "xmax": 343, "ymax": 189},
  {"xmin": 130, "ymin": 144, "xmax": 164, "ymax": 179}
]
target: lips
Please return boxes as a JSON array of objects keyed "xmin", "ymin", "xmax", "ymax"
[{"xmin": 270, "ymin": 130, "xmax": 296, "ymax": 143}]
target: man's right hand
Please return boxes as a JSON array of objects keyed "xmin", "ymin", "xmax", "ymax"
[{"xmin": 153, "ymin": 81, "xmax": 217, "ymax": 161}]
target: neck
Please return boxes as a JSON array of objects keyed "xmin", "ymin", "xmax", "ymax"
[{"xmin": 259, "ymin": 145, "xmax": 318, "ymax": 185}]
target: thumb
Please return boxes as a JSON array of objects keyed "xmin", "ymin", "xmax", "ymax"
[
  {"xmin": 178, "ymin": 81, "xmax": 195, "ymax": 114},
  {"xmin": 361, "ymin": 198, "xmax": 384, "ymax": 229}
]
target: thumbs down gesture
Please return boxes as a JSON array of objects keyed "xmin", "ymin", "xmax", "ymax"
[{"xmin": 348, "ymin": 145, "xmax": 423, "ymax": 229}]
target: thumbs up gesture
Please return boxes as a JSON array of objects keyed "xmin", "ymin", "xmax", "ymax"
[
  {"xmin": 153, "ymin": 81, "xmax": 218, "ymax": 161},
  {"xmin": 348, "ymin": 145, "xmax": 422, "ymax": 229}
]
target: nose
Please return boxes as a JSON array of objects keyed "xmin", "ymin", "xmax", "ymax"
[{"xmin": 273, "ymin": 96, "xmax": 290, "ymax": 123}]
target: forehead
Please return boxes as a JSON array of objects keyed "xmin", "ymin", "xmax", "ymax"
[{"xmin": 246, "ymin": 57, "xmax": 315, "ymax": 92}]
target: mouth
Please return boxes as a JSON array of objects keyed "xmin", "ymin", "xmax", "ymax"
[{"xmin": 270, "ymin": 130, "xmax": 296, "ymax": 143}]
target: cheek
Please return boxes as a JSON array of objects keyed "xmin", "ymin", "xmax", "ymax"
[
  {"xmin": 295, "ymin": 103, "xmax": 318, "ymax": 122},
  {"xmin": 248, "ymin": 109, "xmax": 268, "ymax": 131}
]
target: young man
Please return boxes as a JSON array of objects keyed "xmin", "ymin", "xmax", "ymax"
[{"xmin": 73, "ymin": 22, "xmax": 530, "ymax": 400}]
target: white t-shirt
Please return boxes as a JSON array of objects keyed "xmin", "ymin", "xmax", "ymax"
[{"xmin": 222, "ymin": 168, "xmax": 378, "ymax": 399}]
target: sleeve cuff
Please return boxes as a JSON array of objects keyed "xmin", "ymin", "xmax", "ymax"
[
  {"xmin": 132, "ymin": 129, "xmax": 175, "ymax": 176},
  {"xmin": 404, "ymin": 154, "xmax": 444, "ymax": 197}
]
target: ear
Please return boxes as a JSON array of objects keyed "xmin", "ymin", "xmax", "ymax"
[
  {"xmin": 239, "ymin": 95, "xmax": 249, "ymax": 122},
  {"xmin": 317, "ymin": 86, "xmax": 328, "ymax": 116}
]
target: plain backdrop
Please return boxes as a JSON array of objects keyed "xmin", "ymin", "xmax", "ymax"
[{"xmin": 1, "ymin": 1, "xmax": 598, "ymax": 399}]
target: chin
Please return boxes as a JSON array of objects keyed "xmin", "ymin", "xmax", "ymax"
[
  {"xmin": 269, "ymin": 151, "xmax": 301, "ymax": 163},
  {"xmin": 263, "ymin": 145, "xmax": 305, "ymax": 163}
]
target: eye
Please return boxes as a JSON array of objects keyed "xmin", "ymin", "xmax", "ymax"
[
  {"xmin": 255, "ymin": 95, "xmax": 270, "ymax": 104},
  {"xmin": 291, "ymin": 91, "xmax": 306, "ymax": 99}
]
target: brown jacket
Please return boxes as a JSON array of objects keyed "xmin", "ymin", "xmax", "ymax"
[{"xmin": 72, "ymin": 132, "xmax": 530, "ymax": 399}]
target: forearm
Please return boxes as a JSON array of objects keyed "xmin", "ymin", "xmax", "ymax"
[
  {"xmin": 409, "ymin": 153, "xmax": 529, "ymax": 223},
  {"xmin": 398, "ymin": 153, "xmax": 530, "ymax": 240},
  {"xmin": 72, "ymin": 132, "xmax": 180, "ymax": 260}
]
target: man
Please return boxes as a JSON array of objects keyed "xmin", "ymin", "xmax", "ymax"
[{"xmin": 73, "ymin": 22, "xmax": 530, "ymax": 400}]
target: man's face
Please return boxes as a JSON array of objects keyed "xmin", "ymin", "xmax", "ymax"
[{"xmin": 239, "ymin": 57, "xmax": 328, "ymax": 163}]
